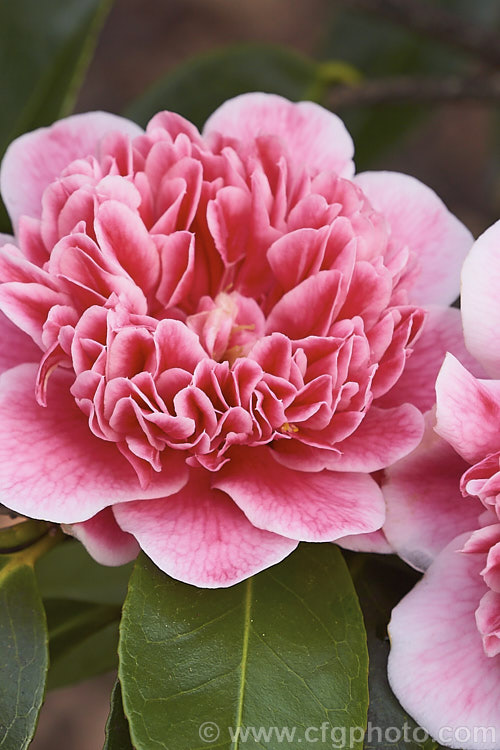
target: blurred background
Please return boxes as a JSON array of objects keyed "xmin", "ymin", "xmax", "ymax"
[
  {"xmin": 75, "ymin": 0, "xmax": 500, "ymax": 237},
  {"xmin": 1, "ymin": 0, "xmax": 497, "ymax": 747}
]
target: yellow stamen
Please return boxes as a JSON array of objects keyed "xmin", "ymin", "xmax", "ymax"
[
  {"xmin": 232, "ymin": 323, "xmax": 255, "ymax": 333},
  {"xmin": 225, "ymin": 345, "xmax": 245, "ymax": 365}
]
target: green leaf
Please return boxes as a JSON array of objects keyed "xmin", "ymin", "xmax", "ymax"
[
  {"xmin": 36, "ymin": 540, "xmax": 133, "ymax": 605},
  {"xmin": 347, "ymin": 553, "xmax": 436, "ymax": 750},
  {"xmin": 0, "ymin": 519, "xmax": 49, "ymax": 554},
  {"xmin": 44, "ymin": 597, "xmax": 121, "ymax": 689},
  {"xmin": 0, "ymin": 0, "xmax": 113, "ymax": 154},
  {"xmin": 45, "ymin": 597, "xmax": 121, "ymax": 661},
  {"xmin": 120, "ymin": 544, "xmax": 368, "ymax": 750},
  {"xmin": 0, "ymin": 0, "xmax": 114, "ymax": 232},
  {"xmin": 35, "ymin": 541, "xmax": 129, "ymax": 690},
  {"xmin": 124, "ymin": 43, "xmax": 323, "ymax": 130},
  {"xmin": 0, "ymin": 557, "xmax": 48, "ymax": 750},
  {"xmin": 47, "ymin": 620, "xmax": 120, "ymax": 690},
  {"xmin": 104, "ymin": 681, "xmax": 134, "ymax": 750}
]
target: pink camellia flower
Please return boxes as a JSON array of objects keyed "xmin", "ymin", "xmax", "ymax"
[
  {"xmin": 0, "ymin": 93, "xmax": 473, "ymax": 586},
  {"xmin": 385, "ymin": 221, "xmax": 500, "ymax": 749}
]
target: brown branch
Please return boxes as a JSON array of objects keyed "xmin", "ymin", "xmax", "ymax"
[
  {"xmin": 328, "ymin": 73, "xmax": 500, "ymax": 108},
  {"xmin": 341, "ymin": 0, "xmax": 500, "ymax": 69}
]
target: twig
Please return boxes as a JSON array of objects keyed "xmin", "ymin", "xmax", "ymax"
[
  {"xmin": 341, "ymin": 0, "xmax": 500, "ymax": 69},
  {"xmin": 328, "ymin": 73, "xmax": 500, "ymax": 108}
]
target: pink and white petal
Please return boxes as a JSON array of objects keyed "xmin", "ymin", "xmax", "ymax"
[
  {"xmin": 113, "ymin": 468, "xmax": 298, "ymax": 588},
  {"xmin": 337, "ymin": 529, "xmax": 393, "ymax": 554},
  {"xmin": 213, "ymin": 447, "xmax": 386, "ymax": 542},
  {"xmin": 436, "ymin": 354, "xmax": 500, "ymax": 463},
  {"xmin": 0, "ymin": 310, "xmax": 40, "ymax": 375},
  {"xmin": 95, "ymin": 200, "xmax": 160, "ymax": 292},
  {"xmin": 0, "ymin": 234, "xmax": 14, "ymax": 248},
  {"xmin": 0, "ymin": 364, "xmax": 188, "ymax": 523},
  {"xmin": 325, "ymin": 404, "xmax": 425, "ymax": 473},
  {"xmin": 462, "ymin": 220, "xmax": 500, "ymax": 377},
  {"xmin": 355, "ymin": 171, "xmax": 473, "ymax": 306},
  {"xmin": 203, "ymin": 93, "xmax": 355, "ymax": 178},
  {"xmin": 66, "ymin": 507, "xmax": 139, "ymax": 566},
  {"xmin": 146, "ymin": 111, "xmax": 204, "ymax": 145},
  {"xmin": 0, "ymin": 280, "xmax": 69, "ymax": 348},
  {"xmin": 388, "ymin": 534, "xmax": 500, "ymax": 749},
  {"xmin": 384, "ymin": 410, "xmax": 483, "ymax": 571},
  {"xmin": 380, "ymin": 306, "xmax": 486, "ymax": 412},
  {"xmin": 476, "ymin": 590, "xmax": 500, "ymax": 657},
  {"xmin": 271, "ymin": 440, "xmax": 342, "ymax": 473},
  {"xmin": 1, "ymin": 112, "xmax": 143, "ymax": 229}
]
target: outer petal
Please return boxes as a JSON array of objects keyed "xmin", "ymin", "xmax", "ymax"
[
  {"xmin": 0, "ymin": 364, "xmax": 188, "ymax": 522},
  {"xmin": 0, "ymin": 311, "xmax": 40, "ymax": 375},
  {"xmin": 380, "ymin": 306, "xmax": 486, "ymax": 412},
  {"xmin": 337, "ymin": 529, "xmax": 393, "ymax": 554},
  {"xmin": 0, "ymin": 234, "xmax": 14, "ymax": 248},
  {"xmin": 272, "ymin": 404, "xmax": 424, "ymax": 474},
  {"xmin": 0, "ymin": 281, "xmax": 66, "ymax": 348},
  {"xmin": 1, "ymin": 112, "xmax": 143, "ymax": 229},
  {"xmin": 436, "ymin": 354, "xmax": 500, "ymax": 463},
  {"xmin": 462, "ymin": 220, "xmax": 500, "ymax": 377},
  {"xmin": 326, "ymin": 404, "xmax": 424, "ymax": 473},
  {"xmin": 203, "ymin": 92, "xmax": 355, "ymax": 178},
  {"xmin": 384, "ymin": 410, "xmax": 483, "ymax": 571},
  {"xmin": 388, "ymin": 534, "xmax": 500, "ymax": 749},
  {"xmin": 113, "ymin": 468, "xmax": 298, "ymax": 588},
  {"xmin": 355, "ymin": 171, "xmax": 473, "ymax": 306},
  {"xmin": 66, "ymin": 507, "xmax": 139, "ymax": 566},
  {"xmin": 213, "ymin": 447, "xmax": 386, "ymax": 541}
]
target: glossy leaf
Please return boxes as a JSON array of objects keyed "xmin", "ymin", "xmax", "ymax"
[
  {"xmin": 104, "ymin": 681, "xmax": 134, "ymax": 750},
  {"xmin": 0, "ymin": 557, "xmax": 48, "ymax": 750},
  {"xmin": 120, "ymin": 544, "xmax": 368, "ymax": 750},
  {"xmin": 36, "ymin": 540, "xmax": 133, "ymax": 605},
  {"xmin": 124, "ymin": 43, "xmax": 323, "ymax": 130}
]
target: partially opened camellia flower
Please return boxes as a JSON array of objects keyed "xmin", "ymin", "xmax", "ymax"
[
  {"xmin": 385, "ymin": 222, "xmax": 500, "ymax": 749},
  {"xmin": 0, "ymin": 93, "xmax": 472, "ymax": 586}
]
